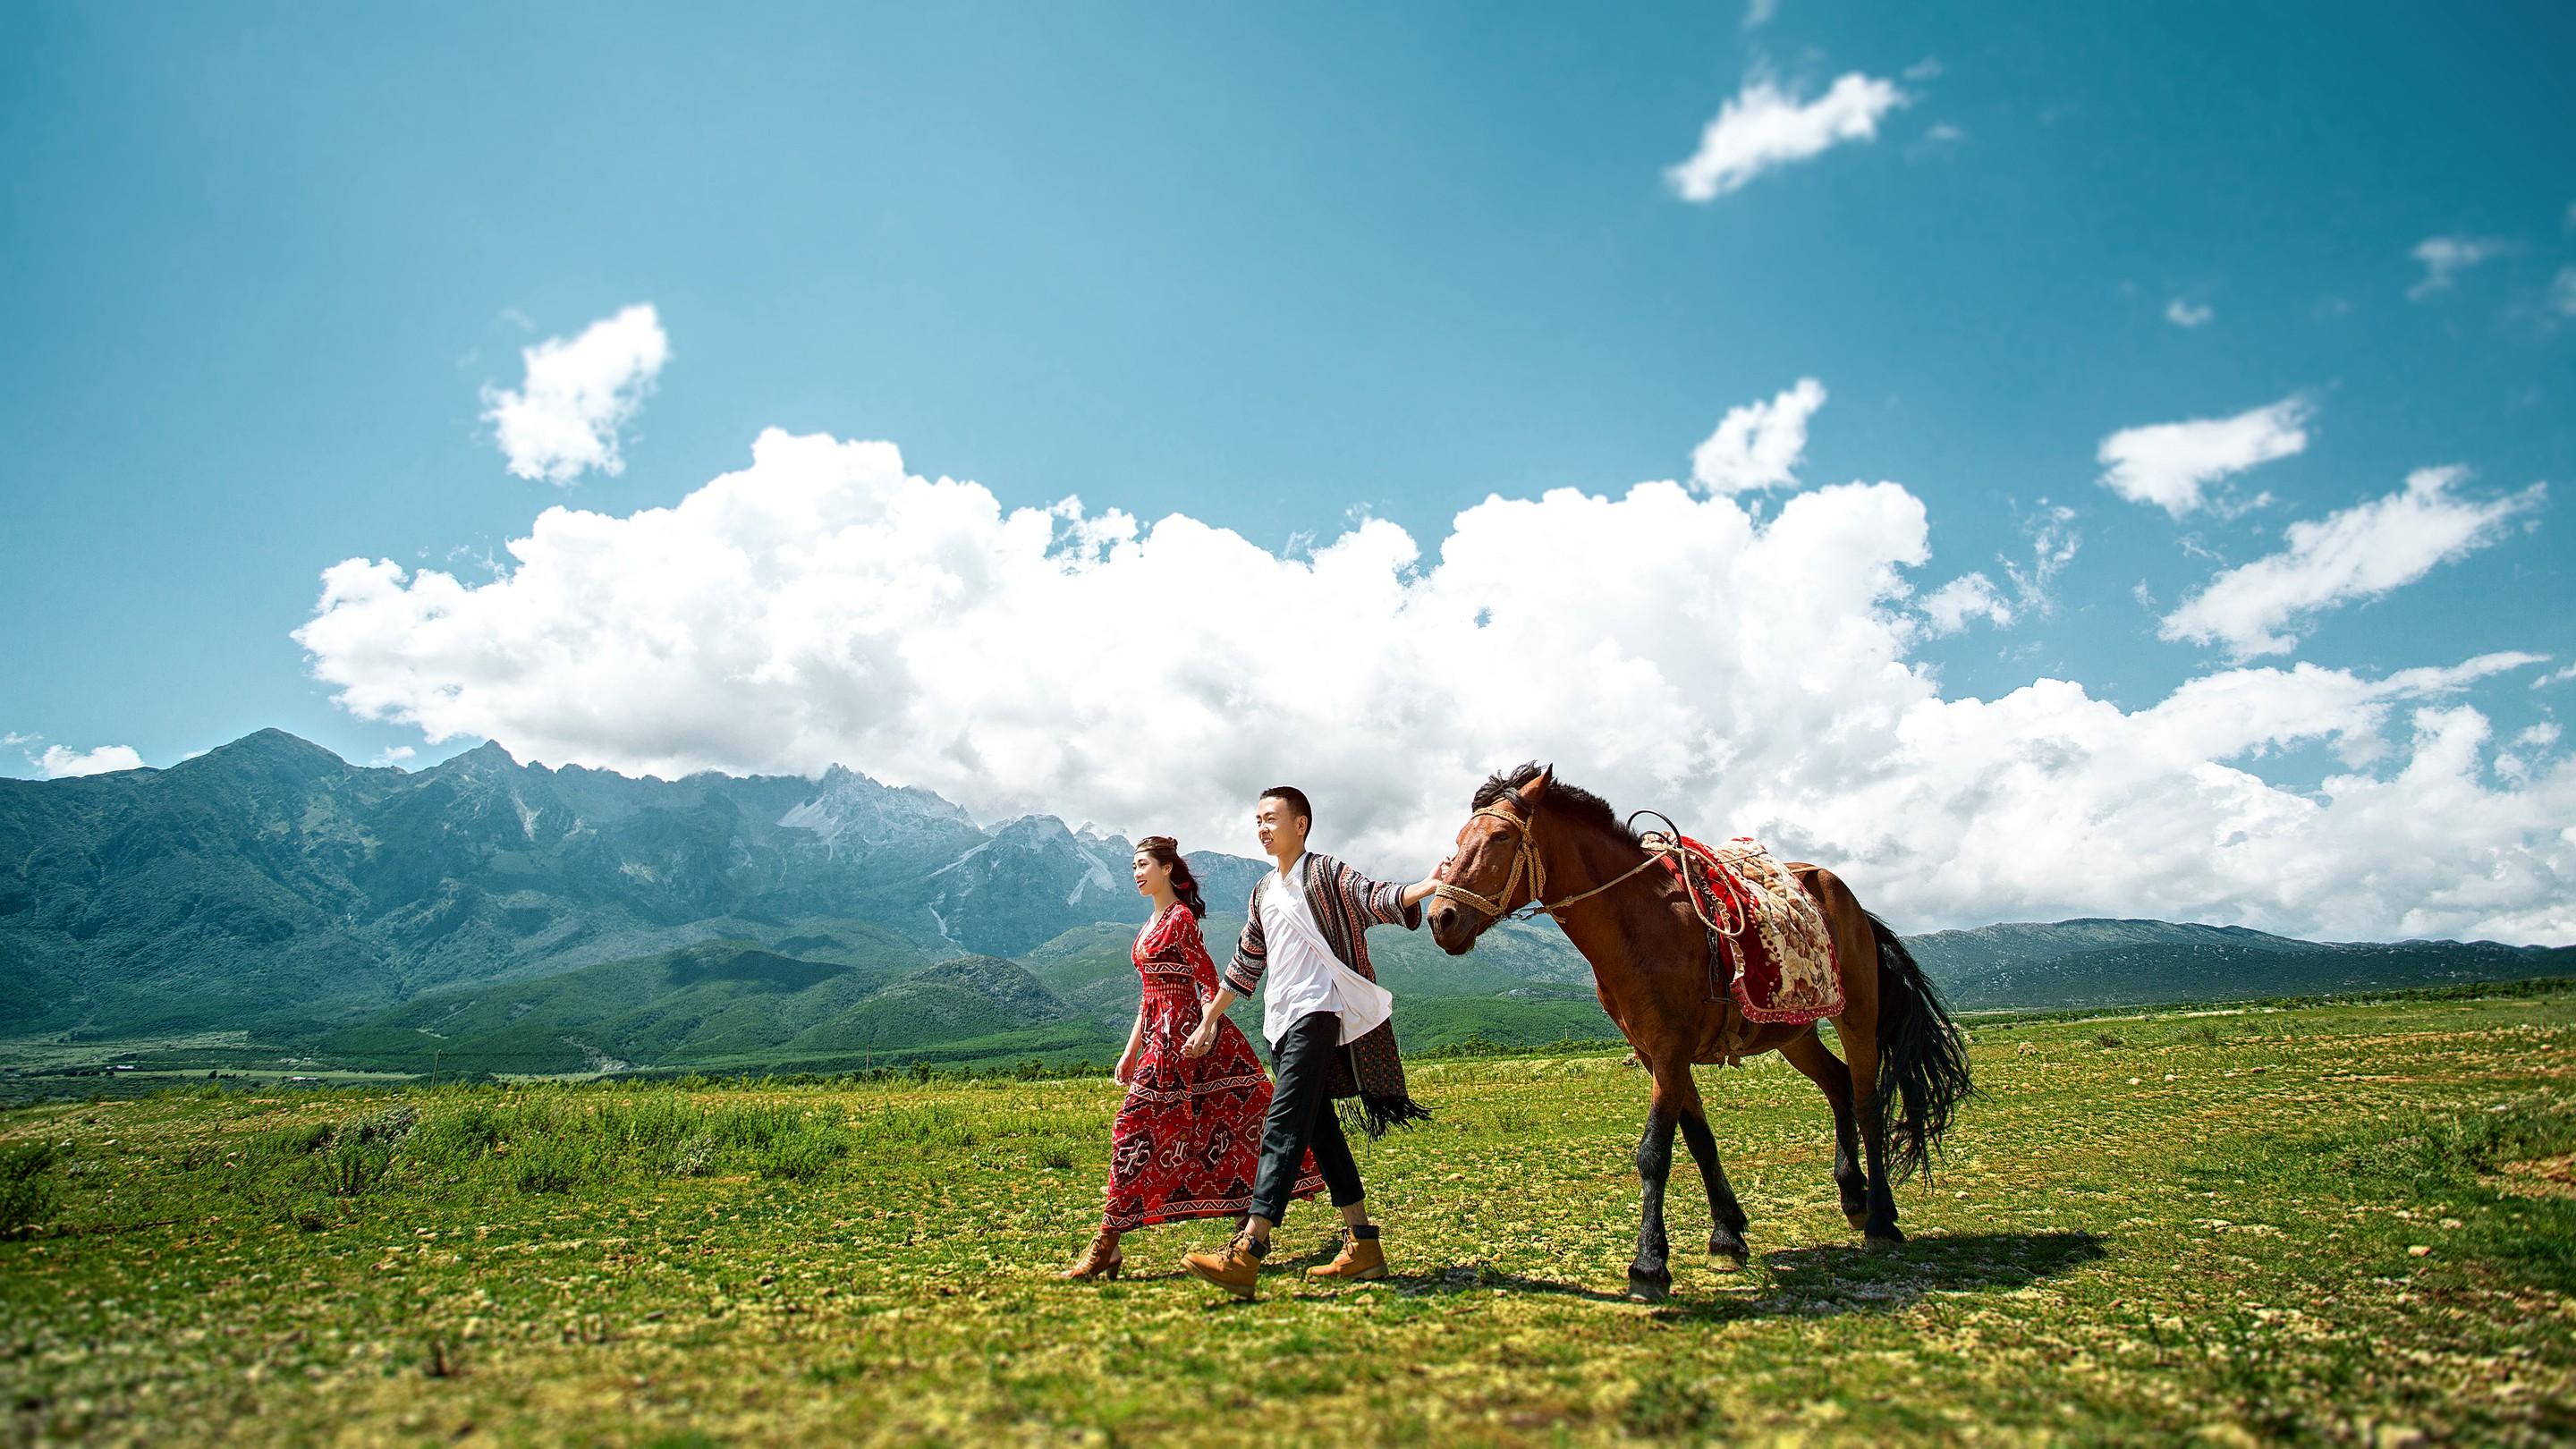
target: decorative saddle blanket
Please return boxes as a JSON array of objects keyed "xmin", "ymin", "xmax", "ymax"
[{"xmin": 1659, "ymin": 835, "xmax": 1844, "ymax": 1026}]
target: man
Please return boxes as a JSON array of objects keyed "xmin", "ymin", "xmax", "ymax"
[{"xmin": 1178, "ymin": 784, "xmax": 1440, "ymax": 1300}]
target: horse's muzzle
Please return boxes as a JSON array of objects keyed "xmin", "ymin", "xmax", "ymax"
[{"xmin": 1426, "ymin": 901, "xmax": 1482, "ymax": 955}]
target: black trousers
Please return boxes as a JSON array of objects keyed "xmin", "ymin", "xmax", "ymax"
[{"xmin": 1248, "ymin": 1011, "xmax": 1367, "ymax": 1224}]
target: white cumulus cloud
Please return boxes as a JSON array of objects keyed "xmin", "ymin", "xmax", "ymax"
[
  {"xmin": 2097, "ymin": 396, "xmax": 2311, "ymax": 519},
  {"xmin": 295, "ymin": 427, "xmax": 2576, "ymax": 945},
  {"xmin": 1690, "ymin": 377, "xmax": 1827, "ymax": 494},
  {"xmin": 34, "ymin": 743, "xmax": 146, "ymax": 777},
  {"xmin": 1919, "ymin": 572, "xmax": 2011, "ymax": 635},
  {"xmin": 2408, "ymin": 235, "xmax": 2513, "ymax": 301},
  {"xmin": 2160, "ymin": 466, "xmax": 2547, "ymax": 660},
  {"xmin": 1665, "ymin": 73, "xmax": 1908, "ymax": 202},
  {"xmin": 480, "ymin": 304, "xmax": 671, "ymax": 484}
]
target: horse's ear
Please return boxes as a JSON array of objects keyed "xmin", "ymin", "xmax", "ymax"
[{"xmin": 1521, "ymin": 766, "xmax": 1553, "ymax": 804}]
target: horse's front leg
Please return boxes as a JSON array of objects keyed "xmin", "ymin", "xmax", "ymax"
[
  {"xmin": 1674, "ymin": 1111, "xmax": 1750, "ymax": 1269},
  {"xmin": 1626, "ymin": 1061, "xmax": 1693, "ymax": 1300},
  {"xmin": 1665, "ymin": 1063, "xmax": 1750, "ymax": 1269},
  {"xmin": 1628, "ymin": 1108, "xmax": 1677, "ymax": 1301}
]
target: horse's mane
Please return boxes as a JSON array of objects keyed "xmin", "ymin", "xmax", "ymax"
[{"xmin": 1471, "ymin": 761, "xmax": 1640, "ymax": 843}]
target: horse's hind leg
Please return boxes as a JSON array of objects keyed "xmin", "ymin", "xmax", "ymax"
[
  {"xmin": 1842, "ymin": 1020, "xmax": 1903, "ymax": 1245},
  {"xmin": 1666, "ymin": 1069, "xmax": 1751, "ymax": 1269},
  {"xmin": 1781, "ymin": 1028, "xmax": 1868, "ymax": 1232}
]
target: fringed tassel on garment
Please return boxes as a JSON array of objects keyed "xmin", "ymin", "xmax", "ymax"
[{"xmin": 1341, "ymin": 1092, "xmax": 1433, "ymax": 1141}]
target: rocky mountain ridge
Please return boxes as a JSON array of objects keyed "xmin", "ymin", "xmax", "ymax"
[{"xmin": 0, "ymin": 730, "xmax": 1273, "ymax": 1037}]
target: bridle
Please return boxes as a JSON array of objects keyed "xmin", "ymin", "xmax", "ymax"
[
  {"xmin": 1432, "ymin": 797, "xmax": 1759, "ymax": 951},
  {"xmin": 1428, "ymin": 803, "xmax": 1548, "ymax": 921},
  {"xmin": 1430, "ymin": 799, "xmax": 1674, "ymax": 925}
]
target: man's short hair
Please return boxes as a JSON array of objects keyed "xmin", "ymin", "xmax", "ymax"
[{"xmin": 1259, "ymin": 785, "xmax": 1313, "ymax": 829}]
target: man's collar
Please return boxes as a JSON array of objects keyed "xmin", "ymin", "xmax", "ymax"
[{"xmin": 1275, "ymin": 850, "xmax": 1309, "ymax": 887}]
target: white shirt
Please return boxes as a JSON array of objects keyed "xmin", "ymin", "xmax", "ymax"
[{"xmin": 1256, "ymin": 852, "xmax": 1395, "ymax": 1049}]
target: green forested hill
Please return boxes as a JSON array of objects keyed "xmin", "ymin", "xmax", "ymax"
[
  {"xmin": 777, "ymin": 953, "xmax": 1087, "ymax": 1058},
  {"xmin": 312, "ymin": 939, "xmax": 1113, "ymax": 1076},
  {"xmin": 316, "ymin": 938, "xmax": 923, "ymax": 1074},
  {"xmin": 1906, "ymin": 918, "xmax": 2576, "ymax": 1012}
]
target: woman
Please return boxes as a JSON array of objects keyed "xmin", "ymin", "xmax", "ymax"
[{"xmin": 1063, "ymin": 835, "xmax": 1321, "ymax": 1280}]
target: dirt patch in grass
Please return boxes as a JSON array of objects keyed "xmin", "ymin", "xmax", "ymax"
[{"xmin": 2489, "ymin": 1152, "xmax": 2576, "ymax": 1199}]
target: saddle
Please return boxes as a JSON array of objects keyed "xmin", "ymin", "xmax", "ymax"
[{"xmin": 1657, "ymin": 835, "xmax": 1845, "ymax": 1029}]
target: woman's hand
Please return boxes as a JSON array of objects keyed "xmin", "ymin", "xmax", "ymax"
[
  {"xmin": 1112, "ymin": 1051, "xmax": 1140, "ymax": 1086},
  {"xmin": 1184, "ymin": 985, "xmax": 1240, "ymax": 1059}
]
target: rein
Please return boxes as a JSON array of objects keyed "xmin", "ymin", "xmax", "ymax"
[{"xmin": 1431, "ymin": 801, "xmax": 1751, "ymax": 936}]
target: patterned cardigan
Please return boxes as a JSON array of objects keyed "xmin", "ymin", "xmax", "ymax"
[{"xmin": 1225, "ymin": 852, "xmax": 1431, "ymax": 1138}]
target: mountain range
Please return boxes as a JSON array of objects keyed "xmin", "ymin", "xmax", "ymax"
[
  {"xmin": 0, "ymin": 727, "xmax": 1260, "ymax": 1038},
  {"xmin": 2, "ymin": 730, "xmax": 2567, "ymax": 1073},
  {"xmin": 1905, "ymin": 918, "xmax": 2572, "ymax": 1013}
]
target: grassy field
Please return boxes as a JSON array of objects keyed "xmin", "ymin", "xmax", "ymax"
[{"xmin": 4, "ymin": 989, "xmax": 2572, "ymax": 1445}]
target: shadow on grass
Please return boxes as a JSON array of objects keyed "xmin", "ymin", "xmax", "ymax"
[{"xmin": 1370, "ymin": 1230, "xmax": 2107, "ymax": 1318}]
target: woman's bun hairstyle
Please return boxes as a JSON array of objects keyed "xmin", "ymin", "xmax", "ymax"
[{"xmin": 1135, "ymin": 835, "xmax": 1207, "ymax": 919}]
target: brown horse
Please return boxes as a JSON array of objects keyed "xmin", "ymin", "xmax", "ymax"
[{"xmin": 1426, "ymin": 763, "xmax": 1970, "ymax": 1301}]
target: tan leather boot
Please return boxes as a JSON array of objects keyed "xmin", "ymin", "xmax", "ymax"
[
  {"xmin": 1061, "ymin": 1230, "xmax": 1123, "ymax": 1281},
  {"xmin": 1181, "ymin": 1230, "xmax": 1267, "ymax": 1300},
  {"xmin": 1306, "ymin": 1224, "xmax": 1388, "ymax": 1282}
]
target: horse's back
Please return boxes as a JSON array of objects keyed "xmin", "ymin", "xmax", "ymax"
[
  {"xmin": 1784, "ymin": 861, "xmax": 1843, "ymax": 910},
  {"xmin": 1786, "ymin": 861, "xmax": 1883, "ymax": 987}
]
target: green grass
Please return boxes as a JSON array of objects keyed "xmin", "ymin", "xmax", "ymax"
[{"xmin": 3, "ymin": 990, "xmax": 2571, "ymax": 1445}]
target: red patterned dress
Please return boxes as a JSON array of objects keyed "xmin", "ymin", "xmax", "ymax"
[{"xmin": 1099, "ymin": 902, "xmax": 1321, "ymax": 1232}]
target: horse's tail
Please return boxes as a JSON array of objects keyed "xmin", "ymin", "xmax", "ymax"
[{"xmin": 1868, "ymin": 911, "xmax": 1970, "ymax": 1182}]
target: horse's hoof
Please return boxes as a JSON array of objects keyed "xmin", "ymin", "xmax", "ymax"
[
  {"xmin": 1863, "ymin": 1227, "xmax": 1906, "ymax": 1250},
  {"xmin": 1626, "ymin": 1267, "xmax": 1673, "ymax": 1301},
  {"xmin": 1844, "ymin": 1210, "xmax": 1872, "ymax": 1233},
  {"xmin": 1708, "ymin": 1233, "xmax": 1750, "ymax": 1270}
]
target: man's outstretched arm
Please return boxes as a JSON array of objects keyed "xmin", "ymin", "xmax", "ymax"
[{"xmin": 1352, "ymin": 864, "xmax": 1443, "ymax": 929}]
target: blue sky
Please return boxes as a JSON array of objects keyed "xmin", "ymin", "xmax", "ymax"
[{"xmin": 4, "ymin": 3, "xmax": 2572, "ymax": 939}]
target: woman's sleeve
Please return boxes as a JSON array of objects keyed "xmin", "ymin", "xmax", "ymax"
[{"xmin": 1174, "ymin": 907, "xmax": 1220, "ymax": 992}]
